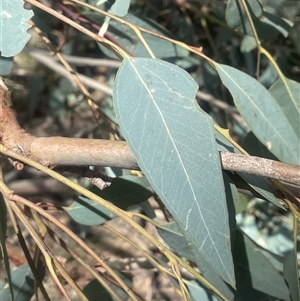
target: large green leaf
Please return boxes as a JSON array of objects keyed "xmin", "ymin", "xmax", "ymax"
[
  {"xmin": 269, "ymin": 77, "xmax": 300, "ymax": 138},
  {"xmin": 215, "ymin": 63, "xmax": 299, "ymax": 165},
  {"xmin": 113, "ymin": 57, "xmax": 235, "ymax": 286}
]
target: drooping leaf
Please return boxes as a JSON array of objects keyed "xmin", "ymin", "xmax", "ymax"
[
  {"xmin": 260, "ymin": 12, "xmax": 293, "ymax": 38},
  {"xmin": 113, "ymin": 57, "xmax": 235, "ymax": 286},
  {"xmin": 225, "ymin": 0, "xmax": 283, "ymax": 40},
  {"xmin": 226, "ymin": 0, "xmax": 263, "ymax": 30},
  {"xmin": 158, "ymin": 221, "xmax": 235, "ymax": 300},
  {"xmin": 0, "ymin": 0, "xmax": 33, "ymax": 57},
  {"xmin": 269, "ymin": 76, "xmax": 300, "ymax": 138},
  {"xmin": 215, "ymin": 63, "xmax": 299, "ymax": 165},
  {"xmin": 233, "ymin": 230, "xmax": 290, "ymax": 301},
  {"xmin": 97, "ymin": 14, "xmax": 188, "ymax": 59},
  {"xmin": 157, "ymin": 222, "xmax": 196, "ymax": 262},
  {"xmin": 65, "ymin": 176, "xmax": 152, "ymax": 226},
  {"xmin": 283, "ymin": 250, "xmax": 300, "ymax": 301},
  {"xmin": 0, "ymin": 264, "xmax": 35, "ymax": 301}
]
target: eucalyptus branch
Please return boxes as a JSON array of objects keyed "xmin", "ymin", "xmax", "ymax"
[
  {"xmin": 220, "ymin": 152, "xmax": 300, "ymax": 186},
  {"xmin": 1, "ymin": 85, "xmax": 299, "ymax": 186}
]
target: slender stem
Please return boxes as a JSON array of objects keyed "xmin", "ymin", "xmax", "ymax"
[{"xmin": 239, "ymin": 0, "xmax": 261, "ymax": 78}]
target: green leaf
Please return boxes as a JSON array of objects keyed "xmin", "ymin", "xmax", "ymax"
[
  {"xmin": 0, "ymin": 264, "xmax": 35, "ymax": 301},
  {"xmin": 108, "ymin": 0, "xmax": 131, "ymax": 17},
  {"xmin": 283, "ymin": 250, "xmax": 300, "ymax": 301},
  {"xmin": 158, "ymin": 222, "xmax": 235, "ymax": 300},
  {"xmin": 98, "ymin": 14, "xmax": 189, "ymax": 59},
  {"xmin": 83, "ymin": 280, "xmax": 114, "ymax": 301},
  {"xmin": 187, "ymin": 280, "xmax": 219, "ymax": 301},
  {"xmin": 225, "ymin": 0, "xmax": 282, "ymax": 40},
  {"xmin": 269, "ymin": 77, "xmax": 300, "ymax": 138},
  {"xmin": 215, "ymin": 63, "xmax": 299, "ymax": 165},
  {"xmin": 240, "ymin": 35, "xmax": 257, "ymax": 53},
  {"xmin": 260, "ymin": 12, "xmax": 293, "ymax": 38},
  {"xmin": 113, "ymin": 57, "xmax": 235, "ymax": 286},
  {"xmin": 233, "ymin": 230, "xmax": 290, "ymax": 300},
  {"xmin": 83, "ymin": 272, "xmax": 131, "ymax": 301},
  {"xmin": 258, "ymin": 62, "xmax": 278, "ymax": 89},
  {"xmin": 157, "ymin": 222, "xmax": 196, "ymax": 261},
  {"xmin": 65, "ymin": 176, "xmax": 152, "ymax": 226},
  {"xmin": 226, "ymin": 0, "xmax": 263, "ymax": 31},
  {"xmin": 0, "ymin": 0, "xmax": 33, "ymax": 57},
  {"xmin": 0, "ymin": 55, "xmax": 13, "ymax": 76},
  {"xmin": 242, "ymin": 131, "xmax": 278, "ymax": 160}
]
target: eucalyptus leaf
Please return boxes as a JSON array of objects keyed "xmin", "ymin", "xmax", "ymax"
[
  {"xmin": 0, "ymin": 55, "xmax": 13, "ymax": 77},
  {"xmin": 114, "ymin": 57, "xmax": 235, "ymax": 286},
  {"xmin": 157, "ymin": 222, "xmax": 196, "ymax": 262},
  {"xmin": 108, "ymin": 0, "xmax": 131, "ymax": 17},
  {"xmin": 158, "ymin": 221, "xmax": 235, "ymax": 300},
  {"xmin": 269, "ymin": 76, "xmax": 300, "ymax": 138},
  {"xmin": 98, "ymin": 14, "xmax": 188, "ymax": 59},
  {"xmin": 261, "ymin": 12, "xmax": 293, "ymax": 38},
  {"xmin": 225, "ymin": 0, "xmax": 281, "ymax": 39},
  {"xmin": 283, "ymin": 250, "xmax": 300, "ymax": 301},
  {"xmin": 215, "ymin": 63, "xmax": 299, "ymax": 165},
  {"xmin": 0, "ymin": 265, "xmax": 35, "ymax": 301},
  {"xmin": 0, "ymin": 0, "xmax": 33, "ymax": 57},
  {"xmin": 187, "ymin": 280, "xmax": 220, "ymax": 301},
  {"xmin": 233, "ymin": 230, "xmax": 290, "ymax": 301}
]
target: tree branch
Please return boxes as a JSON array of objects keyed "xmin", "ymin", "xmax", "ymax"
[{"xmin": 1, "ymin": 85, "xmax": 299, "ymax": 186}]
